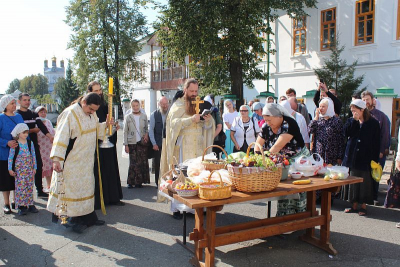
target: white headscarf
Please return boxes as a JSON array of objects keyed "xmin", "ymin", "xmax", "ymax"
[
  {"xmin": 204, "ymin": 95, "xmax": 213, "ymax": 105},
  {"xmin": 279, "ymin": 100, "xmax": 295, "ymax": 116},
  {"xmin": 0, "ymin": 95, "xmax": 15, "ymax": 112},
  {"xmin": 319, "ymin": 98, "xmax": 335, "ymax": 118},
  {"xmin": 35, "ymin": 106, "xmax": 46, "ymax": 114},
  {"xmin": 262, "ymin": 103, "xmax": 293, "ymax": 118},
  {"xmin": 350, "ymin": 99, "xmax": 366, "ymax": 109},
  {"xmin": 11, "ymin": 123, "xmax": 29, "ymax": 138}
]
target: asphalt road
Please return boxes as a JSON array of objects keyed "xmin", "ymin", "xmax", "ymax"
[{"xmin": 1, "ymin": 130, "xmax": 399, "ymax": 266}]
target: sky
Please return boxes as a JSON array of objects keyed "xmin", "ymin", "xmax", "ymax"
[{"xmin": 0, "ymin": 0, "xmax": 165, "ymax": 94}]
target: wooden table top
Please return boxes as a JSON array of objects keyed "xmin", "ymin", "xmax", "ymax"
[{"xmin": 174, "ymin": 176, "xmax": 363, "ymax": 209}]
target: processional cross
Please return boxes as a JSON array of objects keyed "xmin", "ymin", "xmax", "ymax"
[{"xmin": 191, "ymin": 96, "xmax": 204, "ymax": 114}]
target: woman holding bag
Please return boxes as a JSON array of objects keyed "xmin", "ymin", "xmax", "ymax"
[
  {"xmin": 342, "ymin": 100, "xmax": 380, "ymax": 216},
  {"xmin": 123, "ymin": 99, "xmax": 150, "ymax": 188}
]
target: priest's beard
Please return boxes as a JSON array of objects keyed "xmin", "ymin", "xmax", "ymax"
[{"xmin": 185, "ymin": 94, "xmax": 197, "ymax": 115}]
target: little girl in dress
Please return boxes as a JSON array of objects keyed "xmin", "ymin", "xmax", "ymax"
[{"xmin": 8, "ymin": 123, "xmax": 38, "ymax": 216}]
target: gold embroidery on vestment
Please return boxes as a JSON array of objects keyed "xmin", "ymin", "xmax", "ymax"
[{"xmin": 50, "ymin": 191, "xmax": 94, "ymax": 202}]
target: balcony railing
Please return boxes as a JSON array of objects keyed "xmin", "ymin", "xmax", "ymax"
[{"xmin": 151, "ymin": 66, "xmax": 188, "ymax": 83}]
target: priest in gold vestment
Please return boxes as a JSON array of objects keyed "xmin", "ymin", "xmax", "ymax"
[
  {"xmin": 159, "ymin": 79, "xmax": 215, "ymax": 219},
  {"xmin": 47, "ymin": 93, "xmax": 111, "ymax": 233}
]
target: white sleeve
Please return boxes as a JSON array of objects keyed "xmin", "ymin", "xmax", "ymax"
[
  {"xmin": 396, "ymin": 130, "xmax": 400, "ymax": 162},
  {"xmin": 298, "ymin": 115, "xmax": 310, "ymax": 143}
]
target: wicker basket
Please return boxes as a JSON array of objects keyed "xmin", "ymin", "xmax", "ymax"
[
  {"xmin": 201, "ymin": 145, "xmax": 228, "ymax": 171},
  {"xmin": 175, "ymin": 189, "xmax": 199, "ymax": 197},
  {"xmin": 228, "ymin": 142, "xmax": 282, "ymax": 192},
  {"xmin": 160, "ymin": 162, "xmax": 187, "ymax": 197},
  {"xmin": 199, "ymin": 171, "xmax": 232, "ymax": 200}
]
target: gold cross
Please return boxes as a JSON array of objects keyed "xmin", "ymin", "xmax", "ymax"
[{"xmin": 191, "ymin": 96, "xmax": 204, "ymax": 114}]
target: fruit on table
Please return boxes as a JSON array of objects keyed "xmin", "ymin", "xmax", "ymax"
[
  {"xmin": 175, "ymin": 181, "xmax": 199, "ymax": 190},
  {"xmin": 292, "ymin": 179, "xmax": 311, "ymax": 185},
  {"xmin": 323, "ymin": 176, "xmax": 330, "ymax": 181}
]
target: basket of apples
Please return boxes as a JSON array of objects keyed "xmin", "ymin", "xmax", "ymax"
[{"xmin": 175, "ymin": 181, "xmax": 199, "ymax": 197}]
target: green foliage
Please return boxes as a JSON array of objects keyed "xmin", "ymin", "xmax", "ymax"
[
  {"xmin": 34, "ymin": 94, "xmax": 57, "ymax": 105},
  {"xmin": 58, "ymin": 63, "xmax": 80, "ymax": 112},
  {"xmin": 314, "ymin": 38, "xmax": 365, "ymax": 120},
  {"xmin": 6, "ymin": 79, "xmax": 20, "ymax": 94},
  {"xmin": 66, "ymin": 0, "xmax": 148, "ymax": 108},
  {"xmin": 19, "ymin": 74, "xmax": 48, "ymax": 96},
  {"xmin": 155, "ymin": 0, "xmax": 316, "ymax": 107}
]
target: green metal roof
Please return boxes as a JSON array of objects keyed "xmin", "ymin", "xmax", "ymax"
[{"xmin": 256, "ymin": 91, "xmax": 276, "ymax": 99}]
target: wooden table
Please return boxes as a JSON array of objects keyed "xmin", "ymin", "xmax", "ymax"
[{"xmin": 174, "ymin": 176, "xmax": 363, "ymax": 267}]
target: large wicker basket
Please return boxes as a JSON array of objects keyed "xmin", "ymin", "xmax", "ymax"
[
  {"xmin": 199, "ymin": 171, "xmax": 232, "ymax": 200},
  {"xmin": 201, "ymin": 145, "xmax": 228, "ymax": 171},
  {"xmin": 228, "ymin": 142, "xmax": 282, "ymax": 192}
]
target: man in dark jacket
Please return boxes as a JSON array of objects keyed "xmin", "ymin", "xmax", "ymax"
[{"xmin": 149, "ymin": 97, "xmax": 169, "ymax": 186}]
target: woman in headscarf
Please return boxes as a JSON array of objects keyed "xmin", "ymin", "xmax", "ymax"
[
  {"xmin": 342, "ymin": 99, "xmax": 380, "ymax": 216},
  {"xmin": 0, "ymin": 95, "xmax": 24, "ymax": 214},
  {"xmin": 222, "ymin": 99, "xmax": 238, "ymax": 156},
  {"xmin": 35, "ymin": 106, "xmax": 55, "ymax": 193},
  {"xmin": 255, "ymin": 103, "xmax": 304, "ymax": 155},
  {"xmin": 255, "ymin": 103, "xmax": 306, "ymax": 216},
  {"xmin": 308, "ymin": 98, "xmax": 344, "ymax": 165},
  {"xmin": 230, "ymin": 105, "xmax": 260, "ymax": 153}
]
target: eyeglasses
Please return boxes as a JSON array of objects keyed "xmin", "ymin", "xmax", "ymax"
[{"xmin": 240, "ymin": 110, "xmax": 248, "ymax": 112}]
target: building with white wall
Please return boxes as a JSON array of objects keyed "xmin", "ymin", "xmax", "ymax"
[
  {"xmin": 248, "ymin": 0, "xmax": 400, "ymax": 122},
  {"xmin": 43, "ymin": 56, "xmax": 65, "ymax": 94},
  {"xmin": 132, "ymin": 0, "xmax": 400, "ymax": 125}
]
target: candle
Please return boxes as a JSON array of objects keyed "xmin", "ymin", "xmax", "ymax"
[{"xmin": 108, "ymin": 77, "xmax": 113, "ymax": 94}]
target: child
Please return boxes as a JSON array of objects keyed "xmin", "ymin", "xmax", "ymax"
[{"xmin": 8, "ymin": 123, "xmax": 38, "ymax": 216}]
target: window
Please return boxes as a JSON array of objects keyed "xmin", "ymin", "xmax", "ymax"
[
  {"xmin": 321, "ymin": 8, "xmax": 336, "ymax": 50},
  {"xmin": 397, "ymin": 0, "xmax": 400, "ymax": 40},
  {"xmin": 293, "ymin": 17, "xmax": 307, "ymax": 54},
  {"xmin": 257, "ymin": 32, "xmax": 268, "ymax": 60},
  {"xmin": 355, "ymin": 0, "xmax": 375, "ymax": 45}
]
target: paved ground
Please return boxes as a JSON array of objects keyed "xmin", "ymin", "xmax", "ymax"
[{"xmin": 1, "ymin": 130, "xmax": 399, "ymax": 266}]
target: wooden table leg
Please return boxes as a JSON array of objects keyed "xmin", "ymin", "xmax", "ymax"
[
  {"xmin": 320, "ymin": 190, "xmax": 337, "ymax": 255},
  {"xmin": 193, "ymin": 208, "xmax": 205, "ymax": 264},
  {"xmin": 305, "ymin": 190, "xmax": 317, "ymax": 238},
  {"xmin": 204, "ymin": 206, "xmax": 222, "ymax": 267},
  {"xmin": 300, "ymin": 190, "xmax": 337, "ymax": 255}
]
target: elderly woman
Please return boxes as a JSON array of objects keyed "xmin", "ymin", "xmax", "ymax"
[
  {"xmin": 0, "ymin": 95, "xmax": 24, "ymax": 214},
  {"xmin": 255, "ymin": 103, "xmax": 305, "ymax": 216},
  {"xmin": 123, "ymin": 99, "xmax": 150, "ymax": 188},
  {"xmin": 308, "ymin": 98, "xmax": 343, "ymax": 165},
  {"xmin": 35, "ymin": 106, "xmax": 55, "ymax": 192},
  {"xmin": 222, "ymin": 99, "xmax": 238, "ymax": 155},
  {"xmin": 231, "ymin": 105, "xmax": 260, "ymax": 153},
  {"xmin": 342, "ymin": 99, "xmax": 380, "ymax": 216}
]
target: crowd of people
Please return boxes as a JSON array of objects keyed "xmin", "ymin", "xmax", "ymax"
[{"xmin": 0, "ymin": 79, "xmax": 399, "ymax": 231}]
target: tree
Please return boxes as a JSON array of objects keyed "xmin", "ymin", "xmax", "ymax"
[
  {"xmin": 6, "ymin": 78, "xmax": 20, "ymax": 94},
  {"xmin": 19, "ymin": 74, "xmax": 48, "ymax": 96},
  {"xmin": 65, "ymin": 0, "xmax": 148, "ymax": 114},
  {"xmin": 58, "ymin": 63, "xmax": 79, "ymax": 112},
  {"xmin": 156, "ymin": 0, "xmax": 317, "ymax": 107},
  {"xmin": 314, "ymin": 38, "xmax": 365, "ymax": 120}
]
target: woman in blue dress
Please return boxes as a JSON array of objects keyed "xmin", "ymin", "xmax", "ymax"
[{"xmin": 0, "ymin": 95, "xmax": 24, "ymax": 214}]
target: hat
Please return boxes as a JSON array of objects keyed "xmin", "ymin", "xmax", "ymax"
[
  {"xmin": 252, "ymin": 102, "xmax": 264, "ymax": 111},
  {"xmin": 350, "ymin": 99, "xmax": 366, "ymax": 109},
  {"xmin": 35, "ymin": 105, "xmax": 46, "ymax": 113},
  {"xmin": 0, "ymin": 95, "xmax": 15, "ymax": 112},
  {"xmin": 11, "ymin": 123, "xmax": 29, "ymax": 138}
]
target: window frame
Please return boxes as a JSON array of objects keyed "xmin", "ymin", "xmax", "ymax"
[
  {"xmin": 320, "ymin": 7, "xmax": 337, "ymax": 51},
  {"xmin": 355, "ymin": 0, "xmax": 375, "ymax": 46},
  {"xmin": 293, "ymin": 16, "xmax": 307, "ymax": 55}
]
